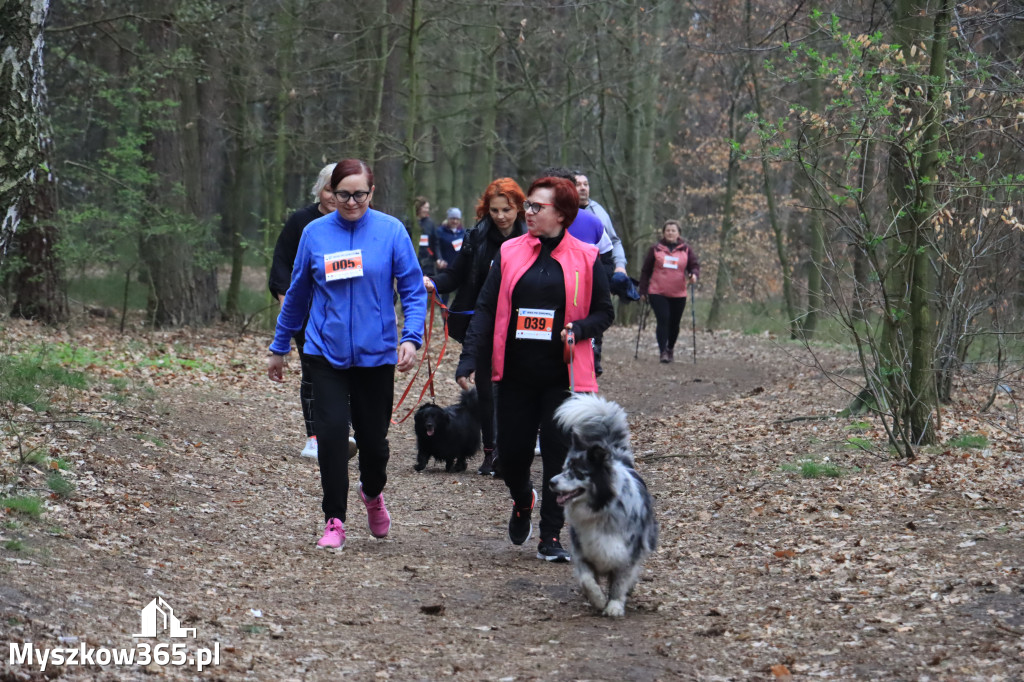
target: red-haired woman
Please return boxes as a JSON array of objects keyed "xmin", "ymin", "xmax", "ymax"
[
  {"xmin": 268, "ymin": 159, "xmax": 427, "ymax": 551},
  {"xmin": 425, "ymin": 178, "xmax": 527, "ymax": 476},
  {"xmin": 455, "ymin": 177, "xmax": 614, "ymax": 562}
]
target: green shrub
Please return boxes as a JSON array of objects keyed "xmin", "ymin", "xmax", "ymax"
[
  {"xmin": 0, "ymin": 496, "xmax": 44, "ymax": 519},
  {"xmin": 0, "ymin": 355, "xmax": 88, "ymax": 411},
  {"xmin": 781, "ymin": 458, "xmax": 844, "ymax": 479},
  {"xmin": 947, "ymin": 434, "xmax": 988, "ymax": 449},
  {"xmin": 46, "ymin": 472, "xmax": 75, "ymax": 499}
]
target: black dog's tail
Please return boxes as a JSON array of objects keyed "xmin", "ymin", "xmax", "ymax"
[{"xmin": 554, "ymin": 394, "xmax": 632, "ymax": 465}]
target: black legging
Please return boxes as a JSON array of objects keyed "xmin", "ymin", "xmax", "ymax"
[
  {"xmin": 477, "ymin": 354, "xmax": 496, "ymax": 451},
  {"xmin": 495, "ymin": 375, "xmax": 571, "ymax": 540},
  {"xmin": 295, "ymin": 327, "xmax": 315, "ymax": 438},
  {"xmin": 303, "ymin": 357, "xmax": 395, "ymax": 523},
  {"xmin": 648, "ymin": 294, "xmax": 687, "ymax": 352}
]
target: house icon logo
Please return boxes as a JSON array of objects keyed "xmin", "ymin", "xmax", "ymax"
[{"xmin": 133, "ymin": 597, "xmax": 197, "ymax": 638}]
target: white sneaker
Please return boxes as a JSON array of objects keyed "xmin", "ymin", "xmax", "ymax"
[
  {"xmin": 534, "ymin": 435, "xmax": 541, "ymax": 456},
  {"xmin": 301, "ymin": 436, "xmax": 318, "ymax": 458},
  {"xmin": 348, "ymin": 436, "xmax": 358, "ymax": 461}
]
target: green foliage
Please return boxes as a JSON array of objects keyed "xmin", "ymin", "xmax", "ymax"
[
  {"xmin": 0, "ymin": 496, "xmax": 44, "ymax": 519},
  {"xmin": 31, "ymin": 342, "xmax": 219, "ymax": 374},
  {"xmin": 50, "ymin": 52, "xmax": 220, "ymax": 312},
  {"xmin": 946, "ymin": 434, "xmax": 988, "ymax": 449},
  {"xmin": 3, "ymin": 540, "xmax": 24, "ymax": 552},
  {"xmin": 46, "ymin": 472, "xmax": 75, "ymax": 499},
  {"xmin": 844, "ymin": 436, "xmax": 874, "ymax": 451},
  {"xmin": 780, "ymin": 457, "xmax": 845, "ymax": 479},
  {"xmin": 0, "ymin": 353, "xmax": 88, "ymax": 412}
]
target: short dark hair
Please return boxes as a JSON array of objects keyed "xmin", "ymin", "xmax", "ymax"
[
  {"xmin": 528, "ymin": 177, "xmax": 579, "ymax": 227},
  {"xmin": 331, "ymin": 159, "xmax": 374, "ymax": 190},
  {"xmin": 538, "ymin": 166, "xmax": 575, "ymax": 183},
  {"xmin": 662, "ymin": 219, "xmax": 681, "ymax": 235}
]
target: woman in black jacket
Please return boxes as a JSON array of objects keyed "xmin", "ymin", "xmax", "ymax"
[{"xmin": 424, "ymin": 178, "xmax": 526, "ymax": 476}]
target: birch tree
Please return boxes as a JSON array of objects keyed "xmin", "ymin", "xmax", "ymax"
[{"xmin": 0, "ymin": 0, "xmax": 67, "ymax": 321}]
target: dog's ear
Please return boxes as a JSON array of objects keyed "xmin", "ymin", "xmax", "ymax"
[{"xmin": 586, "ymin": 444, "xmax": 609, "ymax": 466}]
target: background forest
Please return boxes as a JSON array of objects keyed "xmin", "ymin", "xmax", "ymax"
[{"xmin": 2, "ymin": 0, "xmax": 1023, "ymax": 453}]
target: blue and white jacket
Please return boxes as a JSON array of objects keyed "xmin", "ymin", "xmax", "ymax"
[{"xmin": 270, "ymin": 208, "xmax": 427, "ymax": 368}]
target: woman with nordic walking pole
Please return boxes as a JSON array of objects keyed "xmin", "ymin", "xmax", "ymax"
[{"xmin": 638, "ymin": 220, "xmax": 700, "ymax": 363}]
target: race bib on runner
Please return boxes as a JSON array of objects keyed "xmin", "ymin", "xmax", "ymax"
[
  {"xmin": 452, "ymin": 238, "xmax": 464, "ymax": 252},
  {"xmin": 662, "ymin": 255, "xmax": 679, "ymax": 270},
  {"xmin": 419, "ymin": 235, "xmax": 429, "ymax": 247},
  {"xmin": 324, "ymin": 250, "xmax": 364, "ymax": 281},
  {"xmin": 515, "ymin": 308, "xmax": 554, "ymax": 340}
]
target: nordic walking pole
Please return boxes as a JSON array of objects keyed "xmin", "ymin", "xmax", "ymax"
[
  {"xmin": 634, "ymin": 299, "xmax": 648, "ymax": 360},
  {"xmin": 690, "ymin": 282, "xmax": 697, "ymax": 364}
]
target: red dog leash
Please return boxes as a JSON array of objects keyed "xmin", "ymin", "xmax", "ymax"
[{"xmin": 391, "ymin": 291, "xmax": 451, "ymax": 424}]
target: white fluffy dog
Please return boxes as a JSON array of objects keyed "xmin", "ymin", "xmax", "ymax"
[{"xmin": 551, "ymin": 394, "xmax": 658, "ymax": 617}]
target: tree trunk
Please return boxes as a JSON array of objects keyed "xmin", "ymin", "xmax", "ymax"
[
  {"xmin": 748, "ymin": 13, "xmax": 796, "ymax": 338},
  {"xmin": 139, "ymin": 11, "xmax": 219, "ymax": 328},
  {"xmin": 1, "ymin": 0, "xmax": 67, "ymax": 322},
  {"xmin": 882, "ymin": 0, "xmax": 953, "ymax": 449},
  {"xmin": 706, "ymin": 93, "xmax": 747, "ymax": 330},
  {"xmin": 402, "ymin": 0, "xmax": 422, "ymax": 225}
]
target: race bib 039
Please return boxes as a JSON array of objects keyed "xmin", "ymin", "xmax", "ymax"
[
  {"xmin": 515, "ymin": 308, "xmax": 555, "ymax": 340},
  {"xmin": 662, "ymin": 255, "xmax": 679, "ymax": 270}
]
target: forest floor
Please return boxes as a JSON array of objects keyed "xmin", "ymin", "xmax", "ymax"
[{"xmin": 0, "ymin": 317, "xmax": 1022, "ymax": 681}]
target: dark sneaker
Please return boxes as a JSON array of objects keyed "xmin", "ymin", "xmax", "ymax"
[
  {"xmin": 477, "ymin": 448, "xmax": 498, "ymax": 476},
  {"xmin": 659, "ymin": 350, "xmax": 670, "ymax": 363},
  {"xmin": 537, "ymin": 537, "xmax": 571, "ymax": 562},
  {"xmin": 508, "ymin": 489, "xmax": 536, "ymax": 545},
  {"xmin": 667, "ymin": 348, "xmax": 674, "ymax": 363}
]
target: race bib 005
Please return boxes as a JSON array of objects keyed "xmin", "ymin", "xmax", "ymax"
[
  {"xmin": 324, "ymin": 250, "xmax": 364, "ymax": 281},
  {"xmin": 515, "ymin": 308, "xmax": 554, "ymax": 340}
]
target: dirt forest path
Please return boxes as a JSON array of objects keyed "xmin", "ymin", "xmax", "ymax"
[{"xmin": 1, "ymin": 321, "xmax": 1022, "ymax": 681}]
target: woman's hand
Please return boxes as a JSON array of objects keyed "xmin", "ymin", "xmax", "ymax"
[
  {"xmin": 423, "ymin": 276, "xmax": 435, "ymax": 292},
  {"xmin": 397, "ymin": 341, "xmax": 418, "ymax": 372},
  {"xmin": 560, "ymin": 322, "xmax": 574, "ymax": 343},
  {"xmin": 456, "ymin": 372, "xmax": 476, "ymax": 390},
  {"xmin": 267, "ymin": 353, "xmax": 286, "ymax": 382},
  {"xmin": 689, "ymin": 274, "xmax": 698, "ymax": 284}
]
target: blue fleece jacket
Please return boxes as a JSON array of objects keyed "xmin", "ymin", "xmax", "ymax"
[{"xmin": 270, "ymin": 208, "xmax": 427, "ymax": 368}]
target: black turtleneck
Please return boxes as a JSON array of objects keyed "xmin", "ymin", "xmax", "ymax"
[{"xmin": 504, "ymin": 231, "xmax": 569, "ymax": 380}]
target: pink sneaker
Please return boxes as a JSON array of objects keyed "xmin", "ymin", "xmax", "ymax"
[
  {"xmin": 359, "ymin": 483, "xmax": 391, "ymax": 538},
  {"xmin": 316, "ymin": 518, "xmax": 345, "ymax": 549}
]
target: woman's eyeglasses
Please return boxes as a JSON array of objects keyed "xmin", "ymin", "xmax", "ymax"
[
  {"xmin": 333, "ymin": 190, "xmax": 370, "ymax": 204},
  {"xmin": 523, "ymin": 201, "xmax": 553, "ymax": 215}
]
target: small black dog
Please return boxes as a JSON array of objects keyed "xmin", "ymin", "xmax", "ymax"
[{"xmin": 413, "ymin": 389, "xmax": 481, "ymax": 473}]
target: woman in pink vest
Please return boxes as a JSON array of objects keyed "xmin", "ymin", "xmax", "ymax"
[
  {"xmin": 638, "ymin": 220, "xmax": 701, "ymax": 363},
  {"xmin": 455, "ymin": 177, "xmax": 614, "ymax": 562}
]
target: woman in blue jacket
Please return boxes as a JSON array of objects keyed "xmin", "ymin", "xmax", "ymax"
[{"xmin": 267, "ymin": 158, "xmax": 427, "ymax": 551}]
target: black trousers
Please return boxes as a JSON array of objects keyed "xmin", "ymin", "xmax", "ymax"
[
  {"xmin": 648, "ymin": 294, "xmax": 687, "ymax": 353},
  {"xmin": 304, "ymin": 357, "xmax": 394, "ymax": 523},
  {"xmin": 496, "ymin": 375, "xmax": 571, "ymax": 540},
  {"xmin": 477, "ymin": 355, "xmax": 496, "ymax": 451},
  {"xmin": 295, "ymin": 327, "xmax": 315, "ymax": 438}
]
